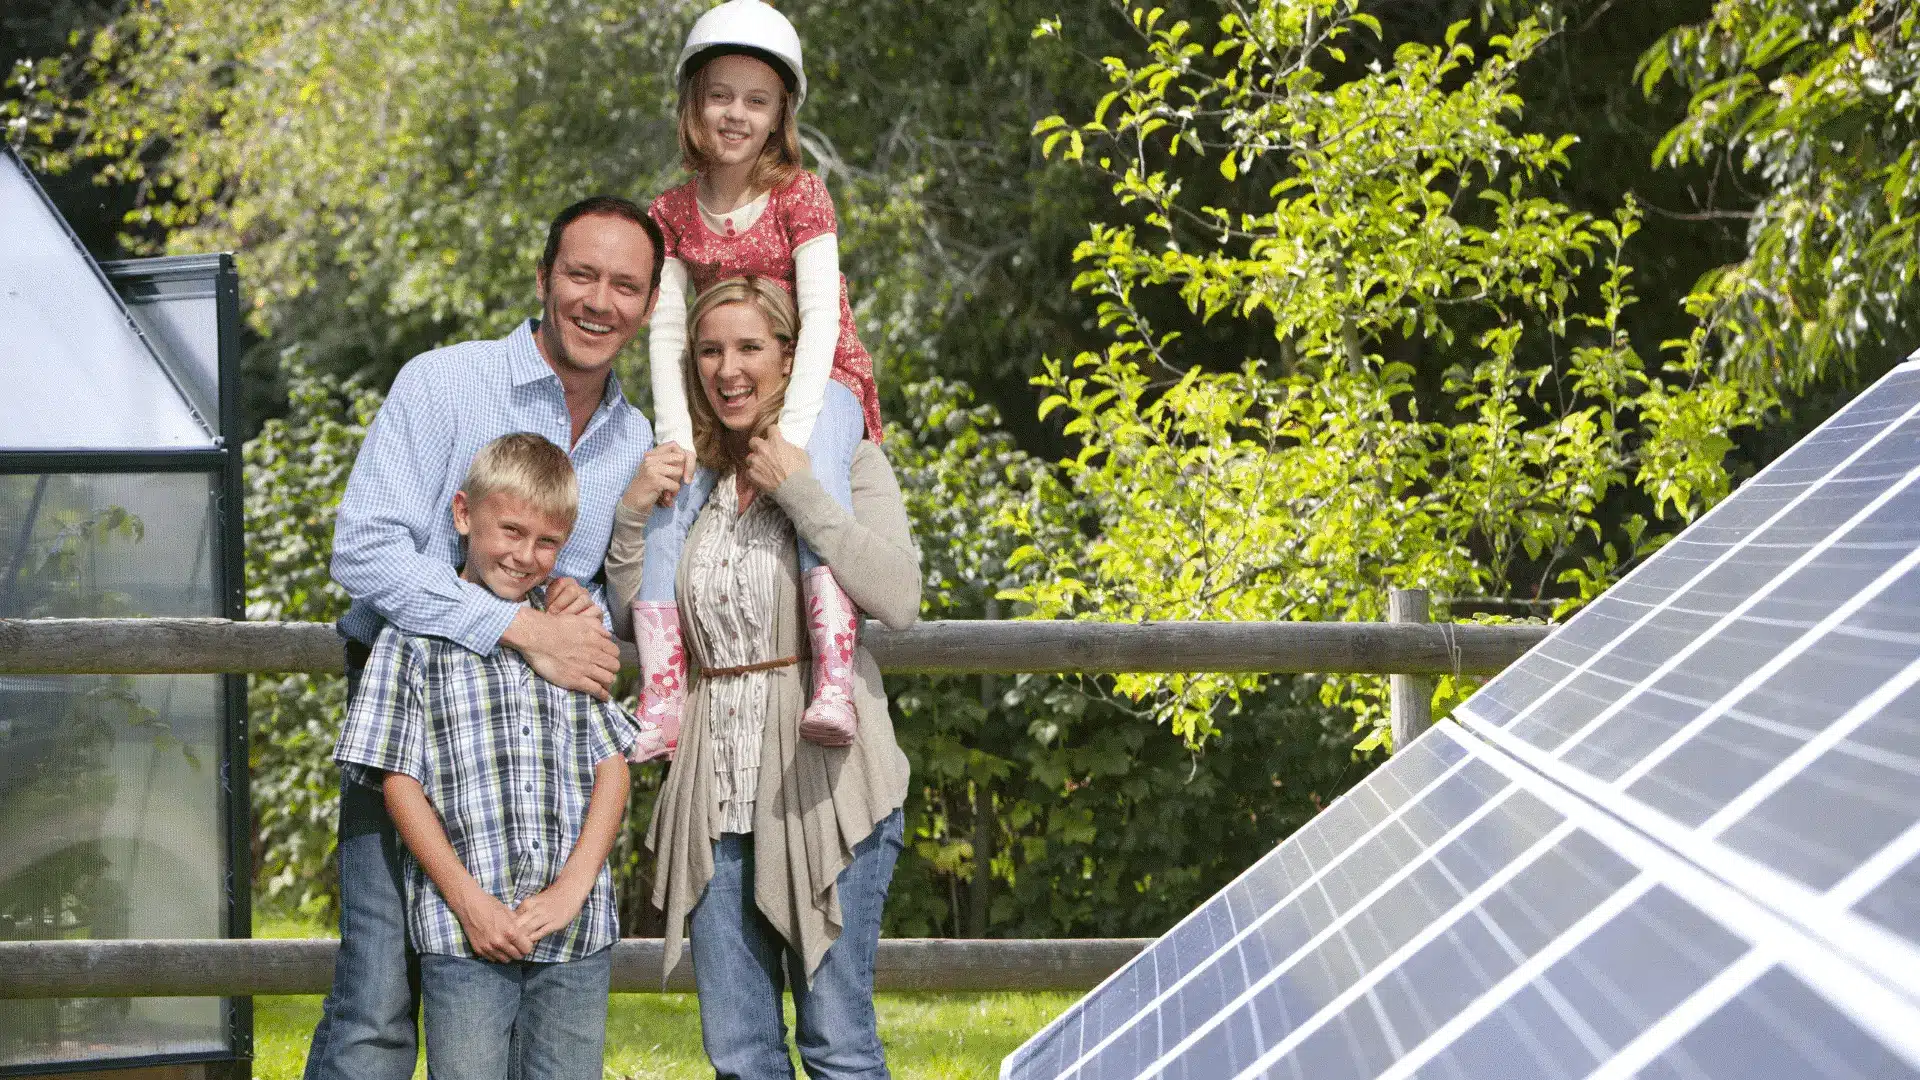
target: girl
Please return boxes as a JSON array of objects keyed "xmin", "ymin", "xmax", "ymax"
[{"xmin": 630, "ymin": 0, "xmax": 881, "ymax": 760}]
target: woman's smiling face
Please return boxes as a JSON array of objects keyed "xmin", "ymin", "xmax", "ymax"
[{"xmin": 696, "ymin": 299, "xmax": 792, "ymax": 434}]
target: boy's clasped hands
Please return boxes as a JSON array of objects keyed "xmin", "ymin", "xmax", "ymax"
[{"xmin": 449, "ymin": 871, "xmax": 591, "ymax": 964}]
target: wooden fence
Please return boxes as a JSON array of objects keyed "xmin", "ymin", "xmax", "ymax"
[{"xmin": 0, "ymin": 600, "xmax": 1547, "ymax": 996}]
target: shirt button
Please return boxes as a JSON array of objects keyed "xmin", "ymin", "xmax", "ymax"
[
  {"xmin": 522, "ymin": 726, "xmax": 531, "ymax": 735},
  {"xmin": 719, "ymin": 595, "xmax": 729, "ymax": 604},
  {"xmin": 532, "ymin": 841, "xmax": 541, "ymax": 850},
  {"xmin": 525, "ymin": 782, "xmax": 533, "ymax": 792}
]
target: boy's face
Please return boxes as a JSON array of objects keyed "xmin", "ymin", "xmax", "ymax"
[{"xmin": 452, "ymin": 490, "xmax": 573, "ymax": 602}]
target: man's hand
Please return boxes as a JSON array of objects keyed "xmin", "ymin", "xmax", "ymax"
[
  {"xmin": 744, "ymin": 427, "xmax": 812, "ymax": 494},
  {"xmin": 514, "ymin": 882, "xmax": 589, "ymax": 943},
  {"xmin": 501, "ymin": 607, "xmax": 620, "ymax": 700},
  {"xmin": 623, "ymin": 443, "xmax": 693, "ymax": 511},
  {"xmin": 452, "ymin": 887, "xmax": 534, "ymax": 963},
  {"xmin": 543, "ymin": 576, "xmax": 603, "ymax": 620}
]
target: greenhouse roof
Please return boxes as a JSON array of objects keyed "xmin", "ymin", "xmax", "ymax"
[{"xmin": 0, "ymin": 146, "xmax": 216, "ymax": 452}]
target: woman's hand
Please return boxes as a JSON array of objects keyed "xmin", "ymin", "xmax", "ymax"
[
  {"xmin": 744, "ymin": 427, "xmax": 811, "ymax": 493},
  {"xmin": 623, "ymin": 443, "xmax": 693, "ymax": 511}
]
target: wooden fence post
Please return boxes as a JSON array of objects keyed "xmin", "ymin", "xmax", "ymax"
[
  {"xmin": 969, "ymin": 596, "xmax": 999, "ymax": 938},
  {"xmin": 1389, "ymin": 589, "xmax": 1434, "ymax": 749}
]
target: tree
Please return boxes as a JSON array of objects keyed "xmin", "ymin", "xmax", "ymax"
[
  {"xmin": 881, "ymin": 378, "xmax": 1379, "ymax": 937},
  {"xmin": 1009, "ymin": 0, "xmax": 1774, "ymax": 746},
  {"xmin": 6, "ymin": 0, "xmax": 1142, "ymax": 446},
  {"xmin": 8, "ymin": 0, "xmax": 693, "ymax": 427},
  {"xmin": 242, "ymin": 358, "xmax": 379, "ymax": 914},
  {"xmin": 1639, "ymin": 0, "xmax": 1920, "ymax": 391}
]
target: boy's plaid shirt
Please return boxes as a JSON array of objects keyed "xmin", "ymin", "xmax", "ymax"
[{"xmin": 335, "ymin": 621, "xmax": 636, "ymax": 962}]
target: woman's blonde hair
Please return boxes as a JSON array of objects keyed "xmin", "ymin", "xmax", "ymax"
[
  {"xmin": 677, "ymin": 51, "xmax": 803, "ymax": 194},
  {"xmin": 683, "ymin": 275, "xmax": 798, "ymax": 474}
]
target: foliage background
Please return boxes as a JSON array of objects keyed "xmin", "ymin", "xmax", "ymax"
[{"xmin": 8, "ymin": 0, "xmax": 1917, "ymax": 936}]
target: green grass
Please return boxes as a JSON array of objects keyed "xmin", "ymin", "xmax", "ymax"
[{"xmin": 248, "ymin": 912, "xmax": 1076, "ymax": 1079}]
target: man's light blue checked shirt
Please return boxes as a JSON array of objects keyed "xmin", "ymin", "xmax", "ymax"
[
  {"xmin": 334, "ymin": 617, "xmax": 635, "ymax": 962},
  {"xmin": 333, "ymin": 317, "xmax": 653, "ymax": 654}
]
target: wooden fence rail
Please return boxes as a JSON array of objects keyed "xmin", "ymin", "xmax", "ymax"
[
  {"xmin": 0, "ymin": 611, "xmax": 1549, "ymax": 1000},
  {"xmin": 0, "ymin": 616, "xmax": 1547, "ymax": 677},
  {"xmin": 0, "ymin": 938, "xmax": 1149, "ymax": 997}
]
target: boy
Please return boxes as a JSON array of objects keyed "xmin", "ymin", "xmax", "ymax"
[{"xmin": 334, "ymin": 433, "xmax": 635, "ymax": 1079}]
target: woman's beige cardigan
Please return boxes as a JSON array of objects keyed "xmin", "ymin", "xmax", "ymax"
[{"xmin": 605, "ymin": 441, "xmax": 920, "ymax": 982}]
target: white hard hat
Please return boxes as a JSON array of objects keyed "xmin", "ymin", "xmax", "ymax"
[{"xmin": 675, "ymin": 0, "xmax": 807, "ymax": 110}]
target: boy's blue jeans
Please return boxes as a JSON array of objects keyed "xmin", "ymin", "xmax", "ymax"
[
  {"xmin": 638, "ymin": 380, "xmax": 865, "ymax": 601},
  {"xmin": 420, "ymin": 948, "xmax": 612, "ymax": 1080},
  {"xmin": 690, "ymin": 808, "xmax": 905, "ymax": 1080}
]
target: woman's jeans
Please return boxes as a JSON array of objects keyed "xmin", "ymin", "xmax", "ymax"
[
  {"xmin": 638, "ymin": 380, "xmax": 865, "ymax": 601},
  {"xmin": 691, "ymin": 808, "xmax": 906, "ymax": 1080},
  {"xmin": 420, "ymin": 948, "xmax": 611, "ymax": 1080}
]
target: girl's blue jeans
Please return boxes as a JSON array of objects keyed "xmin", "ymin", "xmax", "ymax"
[
  {"xmin": 638, "ymin": 380, "xmax": 865, "ymax": 601},
  {"xmin": 690, "ymin": 808, "xmax": 905, "ymax": 1080}
]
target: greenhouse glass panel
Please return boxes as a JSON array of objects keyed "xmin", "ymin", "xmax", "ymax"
[
  {"xmin": 2, "ymin": 149, "xmax": 247, "ymax": 1076},
  {"xmin": 0, "ymin": 472, "xmax": 231, "ymax": 1069},
  {"xmin": 0, "ymin": 148, "xmax": 213, "ymax": 451}
]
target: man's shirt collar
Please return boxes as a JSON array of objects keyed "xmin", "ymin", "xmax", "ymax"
[
  {"xmin": 511, "ymin": 318, "xmax": 632, "ymax": 412},
  {"xmin": 507, "ymin": 318, "xmax": 556, "ymax": 387}
]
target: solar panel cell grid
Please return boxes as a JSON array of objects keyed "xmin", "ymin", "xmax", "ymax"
[
  {"xmin": 1005, "ymin": 356, "xmax": 1920, "ymax": 1080},
  {"xmin": 1714, "ymin": 688, "xmax": 1920, "ymax": 891},
  {"xmin": 1132, "ymin": 789, "xmax": 1570, "ymax": 1078},
  {"xmin": 1634, "ymin": 968, "xmax": 1919, "ymax": 1080},
  {"xmin": 1210, "ymin": 826, "xmax": 1638, "ymax": 1080},
  {"xmin": 1006, "ymin": 729, "xmax": 1481, "ymax": 1080},
  {"xmin": 1529, "ymin": 470, "xmax": 1920, "ymax": 786},
  {"xmin": 1047, "ymin": 738, "xmax": 1531, "ymax": 1080},
  {"xmin": 1484, "ymin": 383, "xmax": 1920, "ymax": 756},
  {"xmin": 1854, "ymin": 857, "xmax": 1920, "ymax": 945}
]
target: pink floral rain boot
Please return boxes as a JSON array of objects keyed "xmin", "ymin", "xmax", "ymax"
[
  {"xmin": 630, "ymin": 600, "xmax": 687, "ymax": 762},
  {"xmin": 799, "ymin": 566, "xmax": 860, "ymax": 746}
]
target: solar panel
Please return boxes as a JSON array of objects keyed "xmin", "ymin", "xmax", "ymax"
[{"xmin": 1002, "ymin": 355, "xmax": 1920, "ymax": 1080}]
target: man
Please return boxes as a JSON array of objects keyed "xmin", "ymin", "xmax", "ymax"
[{"xmin": 307, "ymin": 195, "xmax": 684, "ymax": 1079}]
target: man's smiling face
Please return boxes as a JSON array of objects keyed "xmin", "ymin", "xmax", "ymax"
[{"xmin": 534, "ymin": 211, "xmax": 657, "ymax": 378}]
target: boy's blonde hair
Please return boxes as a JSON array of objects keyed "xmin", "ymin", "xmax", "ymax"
[
  {"xmin": 682, "ymin": 275, "xmax": 797, "ymax": 474},
  {"xmin": 677, "ymin": 53, "xmax": 804, "ymax": 194},
  {"xmin": 460, "ymin": 433, "xmax": 579, "ymax": 527}
]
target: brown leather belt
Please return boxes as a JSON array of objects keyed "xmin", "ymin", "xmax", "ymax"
[{"xmin": 701, "ymin": 655, "xmax": 800, "ymax": 678}]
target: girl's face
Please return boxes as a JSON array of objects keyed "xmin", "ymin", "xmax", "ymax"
[
  {"xmin": 696, "ymin": 300, "xmax": 792, "ymax": 433},
  {"xmin": 698, "ymin": 54, "xmax": 786, "ymax": 171}
]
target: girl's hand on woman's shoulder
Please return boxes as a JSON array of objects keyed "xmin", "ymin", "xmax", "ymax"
[
  {"xmin": 623, "ymin": 443, "xmax": 693, "ymax": 511},
  {"xmin": 745, "ymin": 427, "xmax": 811, "ymax": 493}
]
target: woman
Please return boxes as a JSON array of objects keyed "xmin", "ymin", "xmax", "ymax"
[{"xmin": 606, "ymin": 275, "xmax": 920, "ymax": 1079}]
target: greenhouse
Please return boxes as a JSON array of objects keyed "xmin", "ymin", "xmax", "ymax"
[{"xmin": 0, "ymin": 144, "xmax": 249, "ymax": 1075}]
